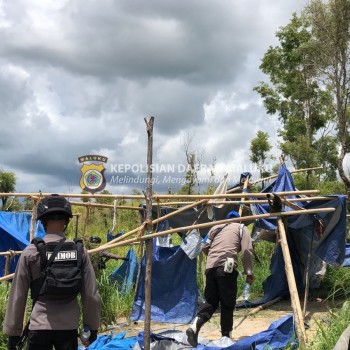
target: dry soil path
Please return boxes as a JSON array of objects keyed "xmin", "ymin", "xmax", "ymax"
[{"xmin": 108, "ymin": 299, "xmax": 333, "ymax": 347}]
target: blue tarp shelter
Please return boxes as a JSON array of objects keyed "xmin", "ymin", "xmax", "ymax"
[
  {"xmin": 130, "ymin": 241, "xmax": 197, "ymax": 324},
  {"xmin": 239, "ymin": 164, "xmax": 347, "ymax": 307},
  {"xmin": 87, "ymin": 314, "xmax": 296, "ymax": 349},
  {"xmin": 0, "ymin": 211, "xmax": 45, "ymax": 276}
]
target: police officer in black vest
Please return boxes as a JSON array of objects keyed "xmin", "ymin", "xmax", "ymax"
[{"xmin": 3, "ymin": 194, "xmax": 101, "ymax": 350}]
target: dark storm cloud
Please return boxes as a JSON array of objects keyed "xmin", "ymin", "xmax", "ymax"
[{"xmin": 0, "ymin": 0, "xmax": 304, "ymax": 193}]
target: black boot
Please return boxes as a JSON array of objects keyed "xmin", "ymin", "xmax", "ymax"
[
  {"xmin": 186, "ymin": 317, "xmax": 205, "ymax": 347},
  {"xmin": 221, "ymin": 331, "xmax": 232, "ymax": 338}
]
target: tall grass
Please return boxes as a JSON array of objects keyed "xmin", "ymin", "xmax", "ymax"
[
  {"xmin": 0, "ymin": 283, "xmax": 11, "ymax": 349},
  {"xmin": 308, "ymin": 301, "xmax": 350, "ymax": 349},
  {"xmin": 97, "ymin": 270, "xmax": 135, "ymax": 330}
]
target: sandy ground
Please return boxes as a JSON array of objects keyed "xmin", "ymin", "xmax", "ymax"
[{"xmin": 108, "ymin": 298, "xmax": 333, "ymax": 347}]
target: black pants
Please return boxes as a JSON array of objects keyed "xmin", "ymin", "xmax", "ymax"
[
  {"xmin": 198, "ymin": 266, "xmax": 238, "ymax": 334},
  {"xmin": 27, "ymin": 330, "xmax": 78, "ymax": 350}
]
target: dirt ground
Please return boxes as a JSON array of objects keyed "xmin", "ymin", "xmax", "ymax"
[{"xmin": 109, "ymin": 298, "xmax": 334, "ymax": 347}]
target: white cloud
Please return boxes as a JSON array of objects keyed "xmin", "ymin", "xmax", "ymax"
[{"xmin": 0, "ymin": 0, "xmax": 304, "ymax": 194}]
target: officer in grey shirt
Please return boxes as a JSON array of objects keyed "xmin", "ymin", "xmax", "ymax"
[
  {"xmin": 3, "ymin": 194, "xmax": 101, "ymax": 350},
  {"xmin": 186, "ymin": 210, "xmax": 254, "ymax": 347}
]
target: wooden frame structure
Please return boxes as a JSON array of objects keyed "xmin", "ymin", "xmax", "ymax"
[{"xmin": 0, "ymin": 118, "xmax": 335, "ymax": 349}]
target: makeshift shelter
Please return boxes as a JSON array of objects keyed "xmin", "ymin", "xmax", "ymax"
[
  {"xmin": 245, "ymin": 164, "xmax": 346, "ymax": 306},
  {"xmin": 130, "ymin": 164, "xmax": 346, "ymax": 319},
  {"xmin": 0, "ymin": 211, "xmax": 45, "ymax": 276}
]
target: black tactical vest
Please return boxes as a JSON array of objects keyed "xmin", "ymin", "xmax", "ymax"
[{"xmin": 30, "ymin": 238, "xmax": 84, "ymax": 300}]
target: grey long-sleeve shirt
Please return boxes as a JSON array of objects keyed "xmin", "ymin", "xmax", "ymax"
[
  {"xmin": 3, "ymin": 233, "xmax": 101, "ymax": 336},
  {"xmin": 202, "ymin": 222, "xmax": 253, "ymax": 275}
]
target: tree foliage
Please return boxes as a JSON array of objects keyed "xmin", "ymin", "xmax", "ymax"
[
  {"xmin": 0, "ymin": 170, "xmax": 16, "ymax": 208},
  {"xmin": 249, "ymin": 131, "xmax": 273, "ymax": 178},
  {"xmin": 305, "ymin": 0, "xmax": 350, "ymax": 189},
  {"xmin": 254, "ymin": 13, "xmax": 338, "ymax": 179}
]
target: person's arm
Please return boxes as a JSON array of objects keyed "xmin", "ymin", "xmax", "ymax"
[
  {"xmin": 80, "ymin": 248, "xmax": 101, "ymax": 343},
  {"xmin": 201, "ymin": 226, "xmax": 216, "ymax": 255},
  {"xmin": 240, "ymin": 226, "xmax": 254, "ymax": 284},
  {"xmin": 3, "ymin": 251, "xmax": 31, "ymax": 336}
]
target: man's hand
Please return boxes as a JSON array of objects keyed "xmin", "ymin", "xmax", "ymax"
[
  {"xmin": 7, "ymin": 336, "xmax": 21, "ymax": 350},
  {"xmin": 246, "ymin": 274, "xmax": 255, "ymax": 285}
]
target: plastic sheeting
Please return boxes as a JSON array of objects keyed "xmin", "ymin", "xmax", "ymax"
[
  {"xmin": 86, "ymin": 314, "xmax": 295, "ymax": 349},
  {"xmin": 241, "ymin": 164, "xmax": 347, "ymax": 308},
  {"xmin": 130, "ymin": 242, "xmax": 197, "ymax": 324},
  {"xmin": 0, "ymin": 211, "xmax": 45, "ymax": 277},
  {"xmin": 109, "ymin": 248, "xmax": 138, "ymax": 293}
]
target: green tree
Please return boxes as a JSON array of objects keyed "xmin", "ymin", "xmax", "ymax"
[
  {"xmin": 254, "ymin": 13, "xmax": 337, "ymax": 178},
  {"xmin": 0, "ymin": 170, "xmax": 16, "ymax": 208},
  {"xmin": 95, "ymin": 189, "xmax": 113, "ymax": 205},
  {"xmin": 249, "ymin": 131, "xmax": 273, "ymax": 178},
  {"xmin": 305, "ymin": 0, "xmax": 350, "ymax": 190}
]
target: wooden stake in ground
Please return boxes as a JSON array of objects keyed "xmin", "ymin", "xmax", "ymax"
[
  {"xmin": 277, "ymin": 217, "xmax": 307, "ymax": 349},
  {"xmin": 144, "ymin": 116, "xmax": 154, "ymax": 350},
  {"xmin": 238, "ymin": 174, "xmax": 250, "ymax": 217},
  {"xmin": 29, "ymin": 198, "xmax": 39, "ymax": 242}
]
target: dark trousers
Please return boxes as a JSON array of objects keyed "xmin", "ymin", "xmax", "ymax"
[
  {"xmin": 198, "ymin": 266, "xmax": 238, "ymax": 334},
  {"xmin": 27, "ymin": 330, "xmax": 78, "ymax": 350}
]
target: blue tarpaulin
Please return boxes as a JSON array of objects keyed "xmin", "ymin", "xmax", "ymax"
[
  {"xmin": 86, "ymin": 314, "xmax": 295, "ymax": 350},
  {"xmin": 109, "ymin": 248, "xmax": 138, "ymax": 293},
  {"xmin": 342, "ymin": 244, "xmax": 350, "ymax": 267},
  {"xmin": 0, "ymin": 211, "xmax": 45, "ymax": 276},
  {"xmin": 240, "ymin": 164, "xmax": 347, "ymax": 307},
  {"xmin": 130, "ymin": 242, "xmax": 197, "ymax": 324}
]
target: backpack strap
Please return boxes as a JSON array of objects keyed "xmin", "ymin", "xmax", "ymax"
[
  {"xmin": 73, "ymin": 238, "xmax": 84, "ymax": 268},
  {"xmin": 31, "ymin": 238, "xmax": 47, "ymax": 270}
]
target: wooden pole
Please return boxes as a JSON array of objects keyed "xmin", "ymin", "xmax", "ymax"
[
  {"xmin": 238, "ymin": 175, "xmax": 250, "ymax": 217},
  {"xmin": 88, "ymin": 207, "xmax": 336, "ymax": 254},
  {"xmin": 152, "ymin": 190, "xmax": 320, "ymax": 200},
  {"xmin": 303, "ymin": 228, "xmax": 315, "ymax": 317},
  {"xmin": 29, "ymin": 198, "xmax": 39, "ymax": 242},
  {"xmin": 70, "ymin": 201, "xmax": 142, "ymax": 210},
  {"xmin": 0, "ymin": 190, "xmax": 320, "ymax": 200},
  {"xmin": 75, "ymin": 214, "xmax": 79, "ymax": 239},
  {"xmin": 235, "ymin": 297, "xmax": 283, "ymax": 328},
  {"xmin": 83, "ymin": 206, "xmax": 90, "ymax": 241},
  {"xmin": 277, "ymin": 217, "xmax": 306, "ymax": 348},
  {"xmin": 144, "ymin": 116, "xmax": 154, "ymax": 350},
  {"xmin": 155, "ymin": 196, "xmax": 337, "ymax": 206}
]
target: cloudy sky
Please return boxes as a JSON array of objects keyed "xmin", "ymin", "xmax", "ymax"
[{"xmin": 0, "ymin": 0, "xmax": 305, "ymax": 195}]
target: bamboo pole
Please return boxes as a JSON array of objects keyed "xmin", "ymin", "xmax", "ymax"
[
  {"xmin": 238, "ymin": 175, "xmax": 250, "ymax": 217},
  {"xmin": 0, "ymin": 273, "xmax": 14, "ymax": 282},
  {"xmin": 0, "ymin": 192, "xmax": 145, "ymax": 199},
  {"xmin": 0, "ymin": 190, "xmax": 320, "ymax": 200},
  {"xmin": 152, "ymin": 190, "xmax": 319, "ymax": 200},
  {"xmin": 0, "ymin": 251, "xmax": 22, "ymax": 256},
  {"xmin": 88, "ymin": 207, "xmax": 335, "ymax": 254},
  {"xmin": 4, "ymin": 255, "xmax": 11, "ymax": 283},
  {"xmin": 70, "ymin": 201, "xmax": 142, "ymax": 210},
  {"xmin": 29, "ymin": 198, "xmax": 39, "ymax": 242},
  {"xmin": 102, "ymin": 198, "xmax": 211, "ymax": 248},
  {"xmin": 277, "ymin": 217, "xmax": 306, "ymax": 348},
  {"xmin": 100, "ymin": 191, "xmax": 323, "ymax": 249},
  {"xmin": 235, "ymin": 297, "xmax": 283, "ymax": 328},
  {"xmin": 154, "ymin": 196, "xmax": 338, "ymax": 206},
  {"xmin": 83, "ymin": 206, "xmax": 90, "ymax": 241},
  {"xmin": 144, "ymin": 116, "xmax": 154, "ymax": 350}
]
